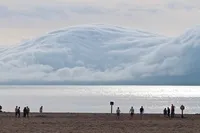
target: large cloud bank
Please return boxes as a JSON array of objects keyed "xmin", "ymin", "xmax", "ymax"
[{"xmin": 0, "ymin": 24, "xmax": 200, "ymax": 85}]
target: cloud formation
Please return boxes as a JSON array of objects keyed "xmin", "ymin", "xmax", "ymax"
[
  {"xmin": 0, "ymin": 24, "xmax": 200, "ymax": 85},
  {"xmin": 1, "ymin": 0, "xmax": 200, "ymax": 45}
]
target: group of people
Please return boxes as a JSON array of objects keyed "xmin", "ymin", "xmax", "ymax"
[
  {"xmin": 163, "ymin": 104, "xmax": 175, "ymax": 118},
  {"xmin": 15, "ymin": 106, "xmax": 21, "ymax": 117},
  {"xmin": 23, "ymin": 106, "xmax": 30, "ymax": 118},
  {"xmin": 15, "ymin": 106, "xmax": 43, "ymax": 118},
  {"xmin": 1, "ymin": 104, "xmax": 185, "ymax": 119},
  {"xmin": 116, "ymin": 106, "xmax": 144, "ymax": 119},
  {"xmin": 15, "ymin": 106, "xmax": 30, "ymax": 118},
  {"xmin": 115, "ymin": 104, "xmax": 183, "ymax": 119}
]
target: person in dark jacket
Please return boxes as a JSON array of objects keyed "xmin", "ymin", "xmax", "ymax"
[
  {"xmin": 163, "ymin": 108, "xmax": 167, "ymax": 117},
  {"xmin": 171, "ymin": 104, "xmax": 175, "ymax": 118},
  {"xmin": 167, "ymin": 107, "xmax": 170, "ymax": 117},
  {"xmin": 140, "ymin": 106, "xmax": 144, "ymax": 119},
  {"xmin": 17, "ymin": 107, "xmax": 21, "ymax": 118},
  {"xmin": 23, "ymin": 107, "xmax": 27, "ymax": 117}
]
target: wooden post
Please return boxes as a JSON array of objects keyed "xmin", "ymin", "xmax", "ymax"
[
  {"xmin": 110, "ymin": 101, "xmax": 114, "ymax": 114},
  {"xmin": 180, "ymin": 105, "xmax": 185, "ymax": 118},
  {"xmin": 181, "ymin": 110, "xmax": 183, "ymax": 118}
]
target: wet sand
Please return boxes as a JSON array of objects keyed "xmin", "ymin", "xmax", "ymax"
[{"xmin": 0, "ymin": 112, "xmax": 199, "ymax": 133}]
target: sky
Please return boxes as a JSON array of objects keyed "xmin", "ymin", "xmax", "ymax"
[
  {"xmin": 1, "ymin": 0, "xmax": 200, "ymax": 45},
  {"xmin": 1, "ymin": 0, "xmax": 200, "ymax": 85}
]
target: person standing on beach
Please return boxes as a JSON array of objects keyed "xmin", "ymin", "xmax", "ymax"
[
  {"xmin": 163, "ymin": 108, "xmax": 167, "ymax": 117},
  {"xmin": 15, "ymin": 106, "xmax": 18, "ymax": 117},
  {"xmin": 116, "ymin": 107, "xmax": 120, "ymax": 119},
  {"xmin": 0, "ymin": 105, "xmax": 2, "ymax": 112},
  {"xmin": 40, "ymin": 106, "xmax": 43, "ymax": 113},
  {"xmin": 129, "ymin": 106, "xmax": 134, "ymax": 119},
  {"xmin": 26, "ymin": 106, "xmax": 30, "ymax": 118},
  {"xmin": 140, "ymin": 106, "xmax": 144, "ymax": 119},
  {"xmin": 171, "ymin": 104, "xmax": 175, "ymax": 118},
  {"xmin": 23, "ymin": 107, "xmax": 27, "ymax": 117},
  {"xmin": 17, "ymin": 107, "xmax": 21, "ymax": 118},
  {"xmin": 167, "ymin": 107, "xmax": 170, "ymax": 117}
]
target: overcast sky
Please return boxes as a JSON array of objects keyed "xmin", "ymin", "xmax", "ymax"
[{"xmin": 1, "ymin": 0, "xmax": 200, "ymax": 45}]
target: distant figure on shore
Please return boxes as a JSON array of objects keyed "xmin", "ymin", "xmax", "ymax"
[
  {"xmin": 167, "ymin": 107, "xmax": 170, "ymax": 117},
  {"xmin": 140, "ymin": 106, "xmax": 144, "ymax": 119},
  {"xmin": 15, "ymin": 106, "xmax": 18, "ymax": 117},
  {"xmin": 171, "ymin": 104, "xmax": 175, "ymax": 118},
  {"xmin": 26, "ymin": 106, "xmax": 30, "ymax": 118},
  {"xmin": 116, "ymin": 107, "xmax": 120, "ymax": 119},
  {"xmin": 163, "ymin": 108, "xmax": 167, "ymax": 117},
  {"xmin": 40, "ymin": 106, "xmax": 43, "ymax": 113},
  {"xmin": 0, "ymin": 105, "xmax": 2, "ymax": 112},
  {"xmin": 17, "ymin": 107, "xmax": 21, "ymax": 118},
  {"xmin": 23, "ymin": 107, "xmax": 27, "ymax": 117},
  {"xmin": 129, "ymin": 106, "xmax": 134, "ymax": 119}
]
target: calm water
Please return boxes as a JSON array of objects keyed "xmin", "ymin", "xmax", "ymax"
[{"xmin": 0, "ymin": 86, "xmax": 200, "ymax": 114}]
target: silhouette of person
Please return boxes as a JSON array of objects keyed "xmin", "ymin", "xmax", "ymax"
[
  {"xmin": 129, "ymin": 106, "xmax": 134, "ymax": 119},
  {"xmin": 26, "ymin": 106, "xmax": 30, "ymax": 118},
  {"xmin": 40, "ymin": 106, "xmax": 43, "ymax": 113},
  {"xmin": 140, "ymin": 106, "xmax": 144, "ymax": 119},
  {"xmin": 167, "ymin": 107, "xmax": 170, "ymax": 117},
  {"xmin": 15, "ymin": 106, "xmax": 18, "ymax": 117},
  {"xmin": 171, "ymin": 104, "xmax": 175, "ymax": 118},
  {"xmin": 0, "ymin": 105, "xmax": 2, "ymax": 112},
  {"xmin": 23, "ymin": 107, "xmax": 27, "ymax": 117},
  {"xmin": 17, "ymin": 107, "xmax": 21, "ymax": 118},
  {"xmin": 116, "ymin": 107, "xmax": 120, "ymax": 119},
  {"xmin": 163, "ymin": 108, "xmax": 167, "ymax": 117}
]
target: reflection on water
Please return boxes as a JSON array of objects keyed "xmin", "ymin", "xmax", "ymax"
[{"xmin": 0, "ymin": 86, "xmax": 200, "ymax": 114}]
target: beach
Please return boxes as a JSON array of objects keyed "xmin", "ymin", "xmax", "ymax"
[
  {"xmin": 0, "ymin": 86, "xmax": 199, "ymax": 133},
  {"xmin": 0, "ymin": 112, "xmax": 199, "ymax": 133}
]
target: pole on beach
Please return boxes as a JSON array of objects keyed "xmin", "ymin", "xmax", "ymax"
[
  {"xmin": 180, "ymin": 105, "xmax": 185, "ymax": 118},
  {"xmin": 110, "ymin": 101, "xmax": 114, "ymax": 114}
]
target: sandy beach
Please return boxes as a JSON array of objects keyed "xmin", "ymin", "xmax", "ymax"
[{"xmin": 0, "ymin": 112, "xmax": 199, "ymax": 133}]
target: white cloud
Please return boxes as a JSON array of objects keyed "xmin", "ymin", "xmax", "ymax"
[
  {"xmin": 0, "ymin": 24, "xmax": 200, "ymax": 85},
  {"xmin": 0, "ymin": 0, "xmax": 200, "ymax": 45},
  {"xmin": 0, "ymin": 0, "xmax": 199, "ymax": 85}
]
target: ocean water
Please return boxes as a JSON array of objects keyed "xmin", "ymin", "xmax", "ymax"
[{"xmin": 0, "ymin": 86, "xmax": 200, "ymax": 114}]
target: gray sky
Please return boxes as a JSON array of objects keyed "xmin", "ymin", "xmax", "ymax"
[{"xmin": 1, "ymin": 0, "xmax": 200, "ymax": 45}]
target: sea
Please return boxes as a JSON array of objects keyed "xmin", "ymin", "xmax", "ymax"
[{"xmin": 0, "ymin": 85, "xmax": 200, "ymax": 114}]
